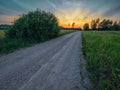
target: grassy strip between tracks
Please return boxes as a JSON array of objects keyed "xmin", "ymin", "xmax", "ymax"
[{"xmin": 82, "ymin": 31, "xmax": 120, "ymax": 90}]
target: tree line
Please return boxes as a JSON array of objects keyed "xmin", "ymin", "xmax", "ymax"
[
  {"xmin": 83, "ymin": 18, "xmax": 120, "ymax": 31},
  {"xmin": 0, "ymin": 24, "xmax": 11, "ymax": 30}
]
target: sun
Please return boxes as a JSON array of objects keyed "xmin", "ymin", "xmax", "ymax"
[
  {"xmin": 54, "ymin": 7, "xmax": 119, "ymax": 28},
  {"xmin": 54, "ymin": 8, "xmax": 91, "ymax": 28}
]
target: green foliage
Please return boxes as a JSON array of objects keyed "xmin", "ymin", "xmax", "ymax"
[
  {"xmin": 91, "ymin": 18, "xmax": 100, "ymax": 30},
  {"xmin": 82, "ymin": 31, "xmax": 120, "ymax": 90},
  {"xmin": 111, "ymin": 22, "xmax": 120, "ymax": 30},
  {"xmin": 0, "ymin": 30, "xmax": 5, "ymax": 39},
  {"xmin": 0, "ymin": 38, "xmax": 39, "ymax": 54},
  {"xmin": 83, "ymin": 23, "xmax": 89, "ymax": 31},
  {"xmin": 0, "ymin": 30, "xmax": 6, "ymax": 50},
  {"xmin": 0, "ymin": 25, "xmax": 11, "ymax": 30},
  {"xmin": 89, "ymin": 18, "xmax": 120, "ymax": 31},
  {"xmin": 6, "ymin": 9, "xmax": 60, "ymax": 41},
  {"xmin": 0, "ymin": 30, "xmax": 75, "ymax": 54},
  {"xmin": 0, "ymin": 9, "xmax": 61, "ymax": 54},
  {"xmin": 98, "ymin": 19, "xmax": 113, "ymax": 30}
]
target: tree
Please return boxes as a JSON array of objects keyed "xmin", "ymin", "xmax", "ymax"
[
  {"xmin": 91, "ymin": 19, "xmax": 96, "ymax": 30},
  {"xmin": 98, "ymin": 19, "xmax": 113, "ymax": 30},
  {"xmin": 83, "ymin": 23, "xmax": 89, "ymax": 31},
  {"xmin": 118, "ymin": 22, "xmax": 120, "ymax": 30},
  {"xmin": 111, "ymin": 21, "xmax": 120, "ymax": 30},
  {"xmin": 6, "ymin": 9, "xmax": 60, "ymax": 41},
  {"xmin": 91, "ymin": 18, "xmax": 100, "ymax": 30},
  {"xmin": 90, "ymin": 18, "xmax": 120, "ymax": 31},
  {"xmin": 72, "ymin": 22, "xmax": 75, "ymax": 28}
]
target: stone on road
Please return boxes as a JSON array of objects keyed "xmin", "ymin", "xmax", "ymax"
[{"xmin": 0, "ymin": 32, "xmax": 88, "ymax": 90}]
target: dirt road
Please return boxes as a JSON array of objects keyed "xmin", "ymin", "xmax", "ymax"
[{"xmin": 0, "ymin": 32, "xmax": 90, "ymax": 90}]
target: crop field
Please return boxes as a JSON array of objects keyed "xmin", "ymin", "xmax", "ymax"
[{"xmin": 82, "ymin": 31, "xmax": 120, "ymax": 90}]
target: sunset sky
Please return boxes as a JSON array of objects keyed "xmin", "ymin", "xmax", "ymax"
[{"xmin": 0, "ymin": 0, "xmax": 120, "ymax": 28}]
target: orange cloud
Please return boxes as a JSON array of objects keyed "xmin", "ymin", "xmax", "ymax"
[
  {"xmin": 54, "ymin": 8, "xmax": 119, "ymax": 28},
  {"xmin": 0, "ymin": 8, "xmax": 119, "ymax": 27},
  {"xmin": 0, "ymin": 15, "xmax": 20, "ymax": 24}
]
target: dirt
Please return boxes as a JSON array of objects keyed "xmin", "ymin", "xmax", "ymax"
[{"xmin": 0, "ymin": 32, "xmax": 91, "ymax": 90}]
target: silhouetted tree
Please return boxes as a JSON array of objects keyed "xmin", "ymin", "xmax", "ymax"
[
  {"xmin": 111, "ymin": 21, "xmax": 120, "ymax": 30},
  {"xmin": 106, "ymin": 19, "xmax": 113, "ymax": 30},
  {"xmin": 98, "ymin": 19, "xmax": 106, "ymax": 30},
  {"xmin": 98, "ymin": 19, "xmax": 113, "ymax": 30},
  {"xmin": 91, "ymin": 18, "xmax": 100, "ymax": 30},
  {"xmin": 90, "ymin": 18, "xmax": 120, "ymax": 31},
  {"xmin": 68, "ymin": 23, "xmax": 70, "ymax": 27},
  {"xmin": 72, "ymin": 22, "xmax": 75, "ymax": 28},
  {"xmin": 118, "ymin": 22, "xmax": 120, "ymax": 30},
  {"xmin": 91, "ymin": 19, "xmax": 96, "ymax": 30},
  {"xmin": 83, "ymin": 23, "xmax": 89, "ymax": 31},
  {"xmin": 96, "ymin": 18, "xmax": 100, "ymax": 29}
]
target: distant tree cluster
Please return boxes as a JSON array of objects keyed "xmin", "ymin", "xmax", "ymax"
[
  {"xmin": 0, "ymin": 24, "xmax": 11, "ymax": 30},
  {"xmin": 83, "ymin": 23, "xmax": 89, "ymax": 30},
  {"xmin": 83, "ymin": 18, "xmax": 120, "ymax": 31}
]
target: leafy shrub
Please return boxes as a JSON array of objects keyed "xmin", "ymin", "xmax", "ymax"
[{"xmin": 6, "ymin": 9, "xmax": 60, "ymax": 42}]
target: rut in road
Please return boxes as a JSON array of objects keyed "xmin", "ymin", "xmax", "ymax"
[{"xmin": 0, "ymin": 32, "xmax": 91, "ymax": 90}]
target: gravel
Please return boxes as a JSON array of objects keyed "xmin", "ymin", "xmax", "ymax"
[{"xmin": 0, "ymin": 32, "xmax": 90, "ymax": 90}]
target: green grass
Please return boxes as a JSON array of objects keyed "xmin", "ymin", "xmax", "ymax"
[
  {"xmin": 82, "ymin": 31, "xmax": 120, "ymax": 90},
  {"xmin": 0, "ymin": 30, "xmax": 5, "ymax": 39},
  {"xmin": 59, "ymin": 30, "xmax": 76, "ymax": 36},
  {"xmin": 0, "ymin": 30, "xmax": 76, "ymax": 54},
  {"xmin": 0, "ymin": 30, "xmax": 6, "ymax": 52}
]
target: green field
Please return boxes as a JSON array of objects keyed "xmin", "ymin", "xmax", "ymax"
[
  {"xmin": 82, "ymin": 31, "xmax": 120, "ymax": 90},
  {"xmin": 59, "ymin": 30, "xmax": 76, "ymax": 36}
]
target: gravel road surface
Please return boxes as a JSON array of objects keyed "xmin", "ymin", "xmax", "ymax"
[{"xmin": 0, "ymin": 32, "xmax": 90, "ymax": 90}]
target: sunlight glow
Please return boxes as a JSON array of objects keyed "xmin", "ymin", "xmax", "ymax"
[
  {"xmin": 0, "ymin": 15, "xmax": 20, "ymax": 24},
  {"xmin": 54, "ymin": 8, "xmax": 119, "ymax": 28}
]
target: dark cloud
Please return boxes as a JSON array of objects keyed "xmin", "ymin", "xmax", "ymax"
[
  {"xmin": 0, "ymin": 0, "xmax": 120, "ymax": 24},
  {"xmin": 104, "ymin": 5, "xmax": 120, "ymax": 16},
  {"xmin": 0, "ymin": 0, "xmax": 26, "ymax": 15},
  {"xmin": 88, "ymin": 0, "xmax": 120, "ymax": 16},
  {"xmin": 0, "ymin": 0, "xmax": 119, "ymax": 16}
]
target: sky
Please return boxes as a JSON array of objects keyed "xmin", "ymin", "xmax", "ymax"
[{"xmin": 0, "ymin": 0, "xmax": 120, "ymax": 28}]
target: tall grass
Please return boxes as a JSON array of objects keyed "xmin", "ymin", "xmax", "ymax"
[
  {"xmin": 0, "ymin": 30, "xmax": 75, "ymax": 54},
  {"xmin": 82, "ymin": 31, "xmax": 120, "ymax": 90},
  {"xmin": 0, "ymin": 30, "xmax": 5, "ymax": 39},
  {"xmin": 0, "ymin": 30, "xmax": 5, "ymax": 51}
]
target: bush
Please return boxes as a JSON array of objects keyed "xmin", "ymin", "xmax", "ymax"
[{"xmin": 6, "ymin": 9, "xmax": 60, "ymax": 42}]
